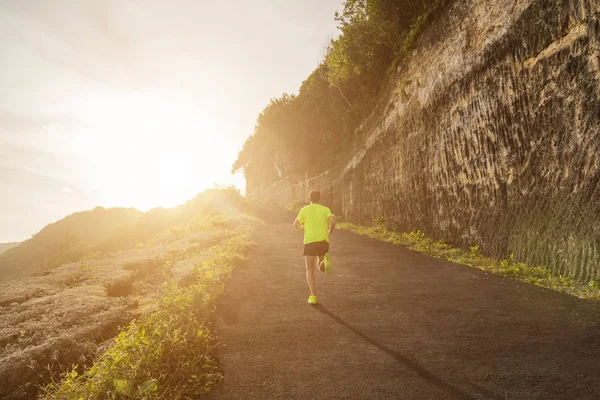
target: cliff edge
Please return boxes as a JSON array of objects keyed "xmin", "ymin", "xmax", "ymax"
[{"xmin": 249, "ymin": 0, "xmax": 600, "ymax": 281}]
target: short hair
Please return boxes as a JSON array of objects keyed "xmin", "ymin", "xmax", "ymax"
[{"xmin": 309, "ymin": 190, "xmax": 321, "ymax": 202}]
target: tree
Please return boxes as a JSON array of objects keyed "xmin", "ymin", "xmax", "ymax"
[{"xmin": 233, "ymin": 0, "xmax": 450, "ymax": 190}]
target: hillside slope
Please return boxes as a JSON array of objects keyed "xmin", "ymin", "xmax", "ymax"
[
  {"xmin": 246, "ymin": 0, "xmax": 600, "ymax": 281},
  {"xmin": 0, "ymin": 188, "xmax": 248, "ymax": 282},
  {"xmin": 0, "ymin": 188, "xmax": 259, "ymax": 400},
  {"xmin": 0, "ymin": 208, "xmax": 143, "ymax": 281}
]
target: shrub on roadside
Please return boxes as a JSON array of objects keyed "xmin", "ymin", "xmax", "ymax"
[
  {"xmin": 338, "ymin": 222, "xmax": 600, "ymax": 301},
  {"xmin": 40, "ymin": 233, "xmax": 252, "ymax": 400}
]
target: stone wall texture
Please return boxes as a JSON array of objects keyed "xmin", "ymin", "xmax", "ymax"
[{"xmin": 249, "ymin": 0, "xmax": 600, "ymax": 281}]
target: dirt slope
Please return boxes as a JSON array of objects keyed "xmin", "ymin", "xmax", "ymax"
[{"xmin": 209, "ymin": 223, "xmax": 600, "ymax": 400}]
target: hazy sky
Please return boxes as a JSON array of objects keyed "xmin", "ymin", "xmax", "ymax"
[{"xmin": 0, "ymin": 0, "xmax": 341, "ymax": 242}]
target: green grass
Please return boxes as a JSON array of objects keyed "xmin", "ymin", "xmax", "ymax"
[
  {"xmin": 338, "ymin": 222, "xmax": 600, "ymax": 301},
  {"xmin": 40, "ymin": 231, "xmax": 253, "ymax": 400}
]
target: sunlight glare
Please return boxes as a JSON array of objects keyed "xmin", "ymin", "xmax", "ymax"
[{"xmin": 74, "ymin": 91, "xmax": 230, "ymax": 210}]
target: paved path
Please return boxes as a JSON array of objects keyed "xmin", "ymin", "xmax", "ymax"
[{"xmin": 209, "ymin": 222, "xmax": 600, "ymax": 400}]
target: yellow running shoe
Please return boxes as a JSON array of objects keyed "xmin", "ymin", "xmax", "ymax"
[
  {"xmin": 308, "ymin": 295, "xmax": 317, "ymax": 305},
  {"xmin": 324, "ymin": 253, "xmax": 333, "ymax": 275}
]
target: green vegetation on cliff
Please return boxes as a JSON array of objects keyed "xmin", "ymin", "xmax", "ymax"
[{"xmin": 232, "ymin": 0, "xmax": 448, "ymax": 187}]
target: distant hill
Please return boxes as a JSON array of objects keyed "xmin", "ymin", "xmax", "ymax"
[
  {"xmin": 0, "ymin": 187, "xmax": 246, "ymax": 281},
  {"xmin": 0, "ymin": 207, "xmax": 144, "ymax": 281},
  {"xmin": 0, "ymin": 243, "xmax": 19, "ymax": 255}
]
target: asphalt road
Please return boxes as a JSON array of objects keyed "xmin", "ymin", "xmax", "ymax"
[{"xmin": 208, "ymin": 223, "xmax": 600, "ymax": 399}]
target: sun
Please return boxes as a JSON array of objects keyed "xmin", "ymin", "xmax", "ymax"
[{"xmin": 74, "ymin": 91, "xmax": 230, "ymax": 210}]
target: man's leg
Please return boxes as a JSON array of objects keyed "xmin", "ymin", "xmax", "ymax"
[
  {"xmin": 319, "ymin": 241, "xmax": 332, "ymax": 275},
  {"xmin": 304, "ymin": 256, "xmax": 316, "ymax": 297},
  {"xmin": 318, "ymin": 255, "xmax": 325, "ymax": 272}
]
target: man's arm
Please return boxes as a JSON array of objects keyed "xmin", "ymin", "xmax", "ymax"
[
  {"xmin": 328, "ymin": 215, "xmax": 336, "ymax": 235},
  {"xmin": 293, "ymin": 219, "xmax": 304, "ymax": 231}
]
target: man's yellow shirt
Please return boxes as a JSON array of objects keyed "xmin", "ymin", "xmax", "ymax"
[{"xmin": 296, "ymin": 204, "xmax": 333, "ymax": 245}]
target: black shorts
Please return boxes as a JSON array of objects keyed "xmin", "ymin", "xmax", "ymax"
[{"xmin": 303, "ymin": 240, "xmax": 329, "ymax": 257}]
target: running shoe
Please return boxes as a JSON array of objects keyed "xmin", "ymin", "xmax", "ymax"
[{"xmin": 308, "ymin": 295, "xmax": 317, "ymax": 305}]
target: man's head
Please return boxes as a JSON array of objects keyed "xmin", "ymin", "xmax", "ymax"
[{"xmin": 309, "ymin": 190, "xmax": 321, "ymax": 203}]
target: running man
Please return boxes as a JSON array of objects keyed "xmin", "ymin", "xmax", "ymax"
[{"xmin": 293, "ymin": 190, "xmax": 335, "ymax": 305}]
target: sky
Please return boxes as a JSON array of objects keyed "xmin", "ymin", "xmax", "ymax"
[{"xmin": 0, "ymin": 0, "xmax": 341, "ymax": 242}]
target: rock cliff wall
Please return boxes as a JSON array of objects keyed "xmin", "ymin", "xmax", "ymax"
[{"xmin": 249, "ymin": 0, "xmax": 600, "ymax": 281}]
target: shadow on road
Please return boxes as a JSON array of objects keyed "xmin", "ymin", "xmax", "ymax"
[{"xmin": 314, "ymin": 304, "xmax": 505, "ymax": 400}]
